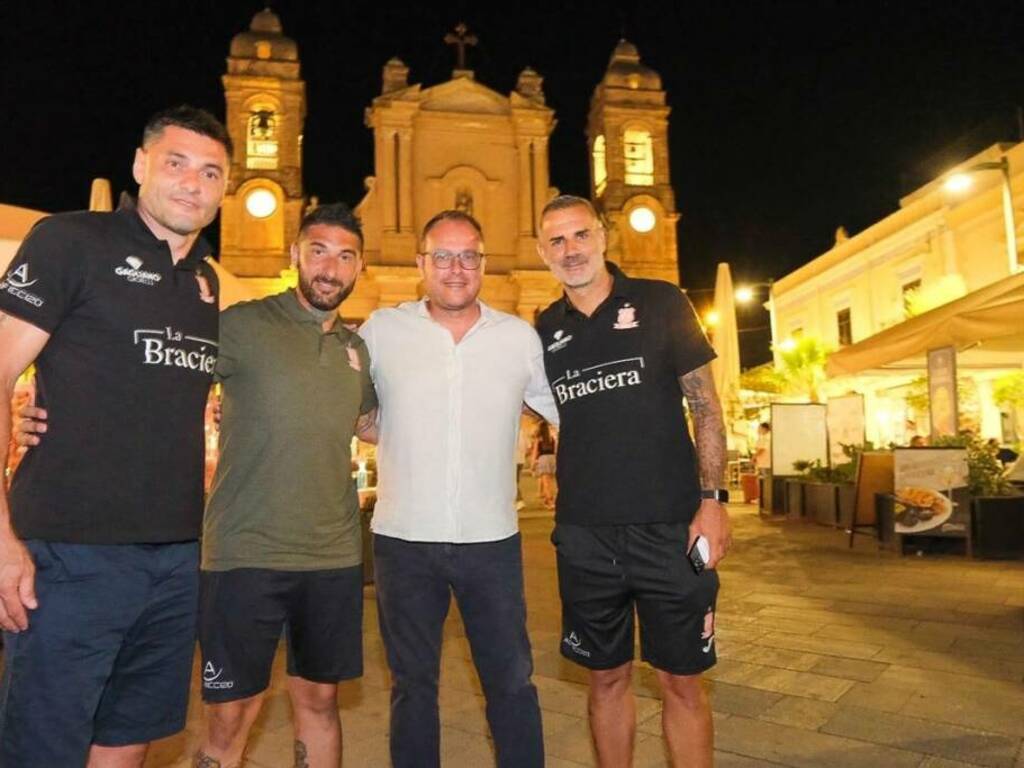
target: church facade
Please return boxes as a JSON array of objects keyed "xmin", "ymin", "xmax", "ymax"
[{"xmin": 219, "ymin": 10, "xmax": 682, "ymax": 320}]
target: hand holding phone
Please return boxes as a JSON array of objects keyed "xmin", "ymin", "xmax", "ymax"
[{"xmin": 688, "ymin": 535, "xmax": 710, "ymax": 574}]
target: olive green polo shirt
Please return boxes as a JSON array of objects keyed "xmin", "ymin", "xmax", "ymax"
[{"xmin": 202, "ymin": 290, "xmax": 377, "ymax": 571}]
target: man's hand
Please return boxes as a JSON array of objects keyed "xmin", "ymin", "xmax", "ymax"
[
  {"xmin": 13, "ymin": 405, "xmax": 47, "ymax": 447},
  {"xmin": 688, "ymin": 499, "xmax": 732, "ymax": 569},
  {"xmin": 0, "ymin": 533, "xmax": 37, "ymax": 631}
]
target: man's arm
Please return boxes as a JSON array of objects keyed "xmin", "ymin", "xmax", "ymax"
[
  {"xmin": 354, "ymin": 407, "xmax": 378, "ymax": 445},
  {"xmin": 680, "ymin": 363, "xmax": 732, "ymax": 567},
  {"xmin": 0, "ymin": 311, "xmax": 50, "ymax": 631}
]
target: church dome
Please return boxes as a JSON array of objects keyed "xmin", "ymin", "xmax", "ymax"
[
  {"xmin": 229, "ymin": 8, "xmax": 298, "ymax": 61},
  {"xmin": 603, "ymin": 39, "xmax": 661, "ymax": 90}
]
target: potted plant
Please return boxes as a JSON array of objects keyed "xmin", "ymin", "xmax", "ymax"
[{"xmin": 933, "ymin": 434, "xmax": 1024, "ymax": 559}]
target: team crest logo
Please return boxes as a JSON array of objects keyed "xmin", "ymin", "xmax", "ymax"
[
  {"xmin": 546, "ymin": 329, "xmax": 573, "ymax": 353},
  {"xmin": 613, "ymin": 304, "xmax": 639, "ymax": 330},
  {"xmin": 701, "ymin": 606, "xmax": 716, "ymax": 654},
  {"xmin": 194, "ymin": 272, "xmax": 215, "ymax": 304},
  {"xmin": 346, "ymin": 346, "xmax": 362, "ymax": 372}
]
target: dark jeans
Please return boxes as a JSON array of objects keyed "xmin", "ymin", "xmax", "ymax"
[{"xmin": 373, "ymin": 533, "xmax": 543, "ymax": 768}]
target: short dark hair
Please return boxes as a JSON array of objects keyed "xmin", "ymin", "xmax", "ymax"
[
  {"xmin": 298, "ymin": 202, "xmax": 364, "ymax": 250},
  {"xmin": 759, "ymin": 422, "xmax": 771, "ymax": 431},
  {"xmin": 420, "ymin": 209, "xmax": 485, "ymax": 251},
  {"xmin": 540, "ymin": 194, "xmax": 600, "ymax": 224},
  {"xmin": 142, "ymin": 105, "xmax": 233, "ymax": 157}
]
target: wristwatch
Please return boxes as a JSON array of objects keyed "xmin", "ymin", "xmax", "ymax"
[{"xmin": 700, "ymin": 489, "xmax": 729, "ymax": 503}]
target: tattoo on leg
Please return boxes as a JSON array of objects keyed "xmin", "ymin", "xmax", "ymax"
[
  {"xmin": 194, "ymin": 750, "xmax": 243, "ymax": 768},
  {"xmin": 193, "ymin": 750, "xmax": 222, "ymax": 768},
  {"xmin": 294, "ymin": 740, "xmax": 310, "ymax": 768}
]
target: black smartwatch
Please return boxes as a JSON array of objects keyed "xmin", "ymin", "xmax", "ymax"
[{"xmin": 700, "ymin": 489, "xmax": 729, "ymax": 503}]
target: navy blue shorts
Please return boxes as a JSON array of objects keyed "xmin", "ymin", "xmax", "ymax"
[
  {"xmin": 552, "ymin": 522, "xmax": 719, "ymax": 675},
  {"xmin": 0, "ymin": 541, "xmax": 199, "ymax": 764}
]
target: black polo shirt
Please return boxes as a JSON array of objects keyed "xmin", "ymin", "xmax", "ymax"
[
  {"xmin": 0, "ymin": 207, "xmax": 219, "ymax": 543},
  {"xmin": 536, "ymin": 262, "xmax": 715, "ymax": 527}
]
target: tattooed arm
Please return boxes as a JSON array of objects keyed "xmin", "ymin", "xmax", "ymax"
[{"xmin": 680, "ymin": 363, "xmax": 732, "ymax": 567}]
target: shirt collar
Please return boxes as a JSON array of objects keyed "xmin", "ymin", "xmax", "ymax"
[
  {"xmin": 556, "ymin": 260, "xmax": 635, "ymax": 318},
  {"xmin": 275, "ymin": 289, "xmax": 345, "ymax": 335},
  {"xmin": 115, "ymin": 199, "xmax": 212, "ymax": 270},
  {"xmin": 414, "ymin": 297, "xmax": 498, "ymax": 327}
]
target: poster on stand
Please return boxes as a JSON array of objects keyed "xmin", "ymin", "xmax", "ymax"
[
  {"xmin": 827, "ymin": 394, "xmax": 865, "ymax": 466},
  {"xmin": 892, "ymin": 447, "xmax": 969, "ymax": 537},
  {"xmin": 927, "ymin": 346, "xmax": 958, "ymax": 439},
  {"xmin": 770, "ymin": 402, "xmax": 828, "ymax": 475}
]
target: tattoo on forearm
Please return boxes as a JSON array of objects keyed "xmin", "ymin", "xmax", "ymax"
[
  {"xmin": 193, "ymin": 750, "xmax": 242, "ymax": 768},
  {"xmin": 294, "ymin": 740, "xmax": 309, "ymax": 768},
  {"xmin": 680, "ymin": 365, "xmax": 727, "ymax": 489}
]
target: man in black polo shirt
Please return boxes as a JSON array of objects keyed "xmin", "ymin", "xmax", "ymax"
[
  {"xmin": 0, "ymin": 106, "xmax": 229, "ymax": 766},
  {"xmin": 535, "ymin": 195, "xmax": 732, "ymax": 768}
]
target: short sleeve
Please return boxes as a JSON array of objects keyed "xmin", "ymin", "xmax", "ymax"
[
  {"xmin": 354, "ymin": 339, "xmax": 378, "ymax": 415},
  {"xmin": 0, "ymin": 217, "xmax": 86, "ymax": 333},
  {"xmin": 213, "ymin": 306, "xmax": 244, "ymax": 381},
  {"xmin": 665, "ymin": 286, "xmax": 716, "ymax": 377}
]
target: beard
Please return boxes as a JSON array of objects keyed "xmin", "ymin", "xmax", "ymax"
[{"xmin": 299, "ymin": 273, "xmax": 354, "ymax": 311}]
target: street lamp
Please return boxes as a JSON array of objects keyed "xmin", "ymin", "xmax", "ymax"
[
  {"xmin": 943, "ymin": 156, "xmax": 1019, "ymax": 275},
  {"xmin": 733, "ymin": 281, "xmax": 778, "ymax": 358}
]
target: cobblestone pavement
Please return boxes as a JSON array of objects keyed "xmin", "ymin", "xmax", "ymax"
[{"xmin": 146, "ymin": 493, "xmax": 1024, "ymax": 767}]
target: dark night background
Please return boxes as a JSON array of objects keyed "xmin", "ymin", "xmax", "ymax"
[{"xmin": 2, "ymin": 1, "xmax": 1023, "ymax": 365}]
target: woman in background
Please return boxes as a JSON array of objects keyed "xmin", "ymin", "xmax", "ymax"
[{"xmin": 532, "ymin": 422, "xmax": 558, "ymax": 510}]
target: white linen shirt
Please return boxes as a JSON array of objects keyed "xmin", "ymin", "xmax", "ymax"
[{"xmin": 360, "ymin": 299, "xmax": 558, "ymax": 543}]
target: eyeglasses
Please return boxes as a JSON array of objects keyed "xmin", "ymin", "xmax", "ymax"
[{"xmin": 426, "ymin": 250, "xmax": 484, "ymax": 270}]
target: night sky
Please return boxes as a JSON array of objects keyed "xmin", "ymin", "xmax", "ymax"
[{"xmin": 3, "ymin": 1, "xmax": 1023, "ymax": 365}]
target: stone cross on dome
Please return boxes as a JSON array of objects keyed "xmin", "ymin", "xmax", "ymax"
[{"xmin": 444, "ymin": 22, "xmax": 478, "ymax": 73}]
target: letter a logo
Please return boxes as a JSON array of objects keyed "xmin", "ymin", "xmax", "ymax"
[{"xmin": 6, "ymin": 264, "xmax": 36, "ymax": 288}]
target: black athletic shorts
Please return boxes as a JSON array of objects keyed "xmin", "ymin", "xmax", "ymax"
[
  {"xmin": 552, "ymin": 522, "xmax": 719, "ymax": 676},
  {"xmin": 198, "ymin": 566, "xmax": 364, "ymax": 702}
]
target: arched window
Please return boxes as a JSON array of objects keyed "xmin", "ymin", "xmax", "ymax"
[
  {"xmin": 246, "ymin": 107, "xmax": 279, "ymax": 170},
  {"xmin": 623, "ymin": 128, "xmax": 653, "ymax": 186},
  {"xmin": 593, "ymin": 135, "xmax": 607, "ymax": 196}
]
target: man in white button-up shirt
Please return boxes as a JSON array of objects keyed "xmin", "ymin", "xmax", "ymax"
[{"xmin": 359, "ymin": 211, "xmax": 556, "ymax": 768}]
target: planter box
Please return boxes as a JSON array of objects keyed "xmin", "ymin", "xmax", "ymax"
[
  {"xmin": 784, "ymin": 479, "xmax": 805, "ymax": 520},
  {"xmin": 972, "ymin": 495, "xmax": 1024, "ymax": 559},
  {"xmin": 837, "ymin": 483, "xmax": 856, "ymax": 530},
  {"xmin": 803, "ymin": 482, "xmax": 855, "ymax": 527}
]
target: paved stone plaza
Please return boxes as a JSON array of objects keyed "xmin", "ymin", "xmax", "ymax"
[{"xmin": 144, "ymin": 493, "xmax": 1024, "ymax": 767}]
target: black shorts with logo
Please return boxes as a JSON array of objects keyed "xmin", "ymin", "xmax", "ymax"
[
  {"xmin": 198, "ymin": 566, "xmax": 364, "ymax": 702},
  {"xmin": 552, "ymin": 522, "xmax": 719, "ymax": 676}
]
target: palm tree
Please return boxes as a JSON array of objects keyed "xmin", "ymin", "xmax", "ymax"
[{"xmin": 775, "ymin": 336, "xmax": 830, "ymax": 402}]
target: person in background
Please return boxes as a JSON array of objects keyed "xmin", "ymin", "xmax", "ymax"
[{"xmin": 531, "ymin": 421, "xmax": 558, "ymax": 510}]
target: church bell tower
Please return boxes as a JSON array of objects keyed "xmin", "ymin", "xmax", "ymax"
[
  {"xmin": 220, "ymin": 8, "xmax": 306, "ymax": 277},
  {"xmin": 587, "ymin": 40, "xmax": 680, "ymax": 284}
]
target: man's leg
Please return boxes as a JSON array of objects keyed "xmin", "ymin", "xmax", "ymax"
[
  {"xmin": 588, "ymin": 662, "xmax": 636, "ymax": 767},
  {"xmin": 286, "ymin": 677, "xmax": 340, "ymax": 768},
  {"xmin": 86, "ymin": 743, "xmax": 149, "ymax": 767},
  {"xmin": 0, "ymin": 544, "xmax": 177, "ymax": 765},
  {"xmin": 451, "ymin": 534, "xmax": 543, "ymax": 768},
  {"xmin": 373, "ymin": 535, "xmax": 451, "ymax": 768},
  {"xmin": 282, "ymin": 566, "xmax": 364, "ymax": 768},
  {"xmin": 195, "ymin": 568, "xmax": 290, "ymax": 766},
  {"xmin": 196, "ymin": 695, "xmax": 266, "ymax": 767},
  {"xmin": 656, "ymin": 670, "xmax": 713, "ymax": 768}
]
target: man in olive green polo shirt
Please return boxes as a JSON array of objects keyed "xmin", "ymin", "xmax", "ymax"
[{"xmin": 196, "ymin": 203, "xmax": 377, "ymax": 768}]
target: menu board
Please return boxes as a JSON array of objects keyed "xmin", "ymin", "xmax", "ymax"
[{"xmin": 892, "ymin": 447, "xmax": 969, "ymax": 537}]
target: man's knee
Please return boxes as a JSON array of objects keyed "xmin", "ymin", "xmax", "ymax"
[
  {"xmin": 288, "ymin": 678, "xmax": 339, "ymax": 718},
  {"xmin": 657, "ymin": 671, "xmax": 708, "ymax": 711},
  {"xmin": 205, "ymin": 698, "xmax": 261, "ymax": 746},
  {"xmin": 589, "ymin": 663, "xmax": 632, "ymax": 702}
]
